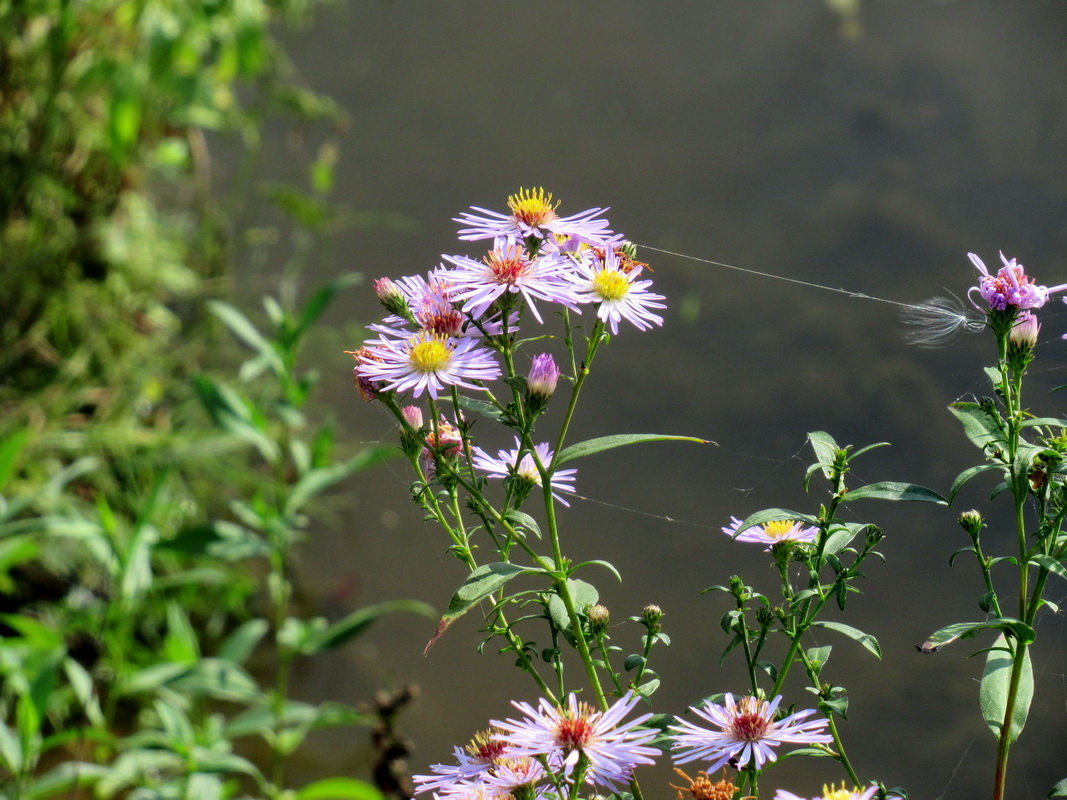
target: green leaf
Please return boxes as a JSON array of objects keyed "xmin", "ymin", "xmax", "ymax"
[
  {"xmin": 1030, "ymin": 553, "xmax": 1067, "ymax": 583},
  {"xmin": 503, "ymin": 510, "xmax": 541, "ymax": 539},
  {"xmin": 296, "ymin": 778, "xmax": 386, "ymax": 800},
  {"xmin": 839, "ymin": 481, "xmax": 946, "ymax": 505},
  {"xmin": 547, "ymin": 579, "xmax": 599, "ymax": 642},
  {"xmin": 208, "ymin": 300, "xmax": 283, "ymax": 372},
  {"xmin": 194, "ymin": 376, "xmax": 279, "ymax": 462},
  {"xmin": 807, "ymin": 431, "xmax": 840, "ymax": 480},
  {"xmin": 810, "ymin": 621, "xmax": 881, "ymax": 659},
  {"xmin": 556, "ymin": 434, "xmax": 710, "ymax": 466},
  {"xmin": 453, "ymin": 395, "xmax": 506, "ymax": 422},
  {"xmin": 949, "ymin": 402, "xmax": 1005, "ymax": 451},
  {"xmin": 732, "ymin": 508, "xmax": 819, "ymax": 535},
  {"xmin": 301, "ymin": 599, "xmax": 435, "ymax": 655},
  {"xmin": 917, "ymin": 618, "xmax": 1035, "ymax": 654},
  {"xmin": 219, "ymin": 619, "xmax": 269, "ymax": 664},
  {"xmin": 1049, "ymin": 778, "xmax": 1067, "ymax": 797},
  {"xmin": 285, "ymin": 446, "xmax": 395, "ymax": 517},
  {"xmin": 425, "ymin": 563, "xmax": 536, "ymax": 654},
  {"xmin": 23, "ymin": 762, "xmax": 108, "ymax": 800},
  {"xmin": 980, "ymin": 634, "xmax": 1032, "ymax": 743},
  {"xmin": 294, "ymin": 273, "xmax": 362, "ymax": 342},
  {"xmin": 0, "ymin": 430, "xmax": 29, "ymax": 491},
  {"xmin": 949, "ymin": 463, "xmax": 1002, "ymax": 503}
]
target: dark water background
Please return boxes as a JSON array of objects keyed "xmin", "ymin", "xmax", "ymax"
[{"xmin": 240, "ymin": 2, "xmax": 1067, "ymax": 796}]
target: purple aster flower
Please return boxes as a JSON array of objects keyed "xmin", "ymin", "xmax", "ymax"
[
  {"xmin": 455, "ymin": 187, "xmax": 615, "ymax": 246},
  {"xmin": 775, "ymin": 785, "xmax": 879, "ymax": 800},
  {"xmin": 476, "ymin": 757, "xmax": 546, "ymax": 798},
  {"xmin": 413, "ymin": 732, "xmax": 506, "ymax": 795},
  {"xmin": 968, "ymin": 251, "xmax": 1067, "ymax": 311},
  {"xmin": 492, "ymin": 691, "xmax": 659, "ymax": 791},
  {"xmin": 566, "ymin": 245, "xmax": 666, "ymax": 334},
  {"xmin": 670, "ymin": 693, "xmax": 833, "ymax": 773},
  {"xmin": 472, "ymin": 439, "xmax": 577, "ymax": 506},
  {"xmin": 722, "ymin": 516, "xmax": 819, "ymax": 550},
  {"xmin": 356, "ymin": 331, "xmax": 501, "ymax": 399},
  {"xmin": 442, "ymin": 239, "xmax": 580, "ymax": 324}
]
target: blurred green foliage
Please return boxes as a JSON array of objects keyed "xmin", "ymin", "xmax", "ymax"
[{"xmin": 0, "ymin": 2, "xmax": 422, "ymax": 798}]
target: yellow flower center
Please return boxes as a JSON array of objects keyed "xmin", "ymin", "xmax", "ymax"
[
  {"xmin": 591, "ymin": 269, "xmax": 630, "ymax": 302},
  {"xmin": 507, "ymin": 187, "xmax": 559, "ymax": 227},
  {"xmin": 763, "ymin": 520, "xmax": 797, "ymax": 539},
  {"xmin": 822, "ymin": 785, "xmax": 860, "ymax": 800},
  {"xmin": 408, "ymin": 337, "xmax": 452, "ymax": 373}
]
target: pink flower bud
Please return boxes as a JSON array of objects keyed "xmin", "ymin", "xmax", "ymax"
[{"xmin": 526, "ymin": 353, "xmax": 560, "ymax": 399}]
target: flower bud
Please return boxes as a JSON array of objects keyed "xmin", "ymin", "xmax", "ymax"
[
  {"xmin": 374, "ymin": 277, "xmax": 411, "ymax": 319},
  {"xmin": 401, "ymin": 405, "xmax": 424, "ymax": 430},
  {"xmin": 525, "ymin": 353, "xmax": 560, "ymax": 412},
  {"xmin": 641, "ymin": 604, "xmax": 663, "ymax": 632},
  {"xmin": 958, "ymin": 509, "xmax": 984, "ymax": 537},
  {"xmin": 420, "ymin": 418, "xmax": 463, "ymax": 479},
  {"xmin": 587, "ymin": 604, "xmax": 610, "ymax": 635},
  {"xmin": 1009, "ymin": 310, "xmax": 1040, "ymax": 349}
]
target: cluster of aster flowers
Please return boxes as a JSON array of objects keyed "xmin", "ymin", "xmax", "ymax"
[
  {"xmin": 413, "ymin": 690, "xmax": 835, "ymax": 799},
  {"xmin": 967, "ymin": 251, "xmax": 1067, "ymax": 351},
  {"xmin": 351, "ymin": 188, "xmax": 665, "ymax": 402},
  {"xmin": 348, "ymin": 189, "xmax": 667, "ymax": 494}
]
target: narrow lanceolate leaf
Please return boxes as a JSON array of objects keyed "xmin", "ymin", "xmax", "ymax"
[
  {"xmin": 556, "ymin": 434, "xmax": 710, "ymax": 466},
  {"xmin": 733, "ymin": 508, "xmax": 819, "ymax": 535},
  {"xmin": 296, "ymin": 777, "xmax": 385, "ymax": 800},
  {"xmin": 284, "ymin": 446, "xmax": 396, "ymax": 517},
  {"xmin": 301, "ymin": 600, "xmax": 436, "ymax": 655},
  {"xmin": 949, "ymin": 463, "xmax": 1001, "ymax": 503},
  {"xmin": 980, "ymin": 634, "xmax": 1033, "ymax": 743},
  {"xmin": 839, "ymin": 481, "xmax": 946, "ymax": 505},
  {"xmin": 1030, "ymin": 553, "xmax": 1067, "ymax": 583},
  {"xmin": 949, "ymin": 402, "xmax": 1005, "ymax": 451},
  {"xmin": 810, "ymin": 621, "xmax": 881, "ymax": 659},
  {"xmin": 807, "ymin": 431, "xmax": 840, "ymax": 480},
  {"xmin": 1049, "ymin": 778, "xmax": 1067, "ymax": 797},
  {"xmin": 424, "ymin": 563, "xmax": 537, "ymax": 654},
  {"xmin": 208, "ymin": 300, "xmax": 282, "ymax": 370},
  {"xmin": 547, "ymin": 579, "xmax": 599, "ymax": 644},
  {"xmin": 917, "ymin": 618, "xmax": 1035, "ymax": 654}
]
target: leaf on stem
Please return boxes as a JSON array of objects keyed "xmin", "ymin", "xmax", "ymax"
[
  {"xmin": 1049, "ymin": 778, "xmax": 1067, "ymax": 797},
  {"xmin": 807, "ymin": 431, "xmax": 840, "ymax": 481},
  {"xmin": 302, "ymin": 600, "xmax": 436, "ymax": 655},
  {"xmin": 980, "ymin": 634, "xmax": 1032, "ymax": 743},
  {"xmin": 916, "ymin": 618, "xmax": 1035, "ymax": 654},
  {"xmin": 838, "ymin": 481, "xmax": 946, "ymax": 504},
  {"xmin": 949, "ymin": 463, "xmax": 1001, "ymax": 503},
  {"xmin": 948, "ymin": 402, "xmax": 1005, "ymax": 452},
  {"xmin": 556, "ymin": 434, "xmax": 711, "ymax": 466},
  {"xmin": 1030, "ymin": 553, "xmax": 1067, "ymax": 584},
  {"xmin": 295, "ymin": 778, "xmax": 386, "ymax": 800},
  {"xmin": 424, "ymin": 563, "xmax": 537, "ymax": 654},
  {"xmin": 810, "ymin": 621, "xmax": 881, "ymax": 659}
]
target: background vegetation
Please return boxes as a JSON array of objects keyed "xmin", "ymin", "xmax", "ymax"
[{"xmin": 0, "ymin": 2, "xmax": 425, "ymax": 798}]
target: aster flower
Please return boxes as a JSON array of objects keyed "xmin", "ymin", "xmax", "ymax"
[
  {"xmin": 345, "ymin": 346, "xmax": 384, "ymax": 402},
  {"xmin": 356, "ymin": 331, "xmax": 501, "ymax": 399},
  {"xmin": 722, "ymin": 516, "xmax": 819, "ymax": 550},
  {"xmin": 670, "ymin": 693, "xmax": 833, "ymax": 773},
  {"xmin": 477, "ymin": 757, "xmax": 546, "ymax": 798},
  {"xmin": 413, "ymin": 732, "xmax": 506, "ymax": 795},
  {"xmin": 566, "ymin": 245, "xmax": 666, "ymax": 334},
  {"xmin": 968, "ymin": 251, "xmax": 1067, "ymax": 311},
  {"xmin": 775, "ymin": 784, "xmax": 879, "ymax": 800},
  {"xmin": 492, "ymin": 691, "xmax": 659, "ymax": 791},
  {"xmin": 442, "ymin": 239, "xmax": 581, "ymax": 324},
  {"xmin": 455, "ymin": 187, "xmax": 615, "ymax": 246},
  {"xmin": 420, "ymin": 417, "xmax": 464, "ymax": 478},
  {"xmin": 472, "ymin": 439, "xmax": 577, "ymax": 506}
]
